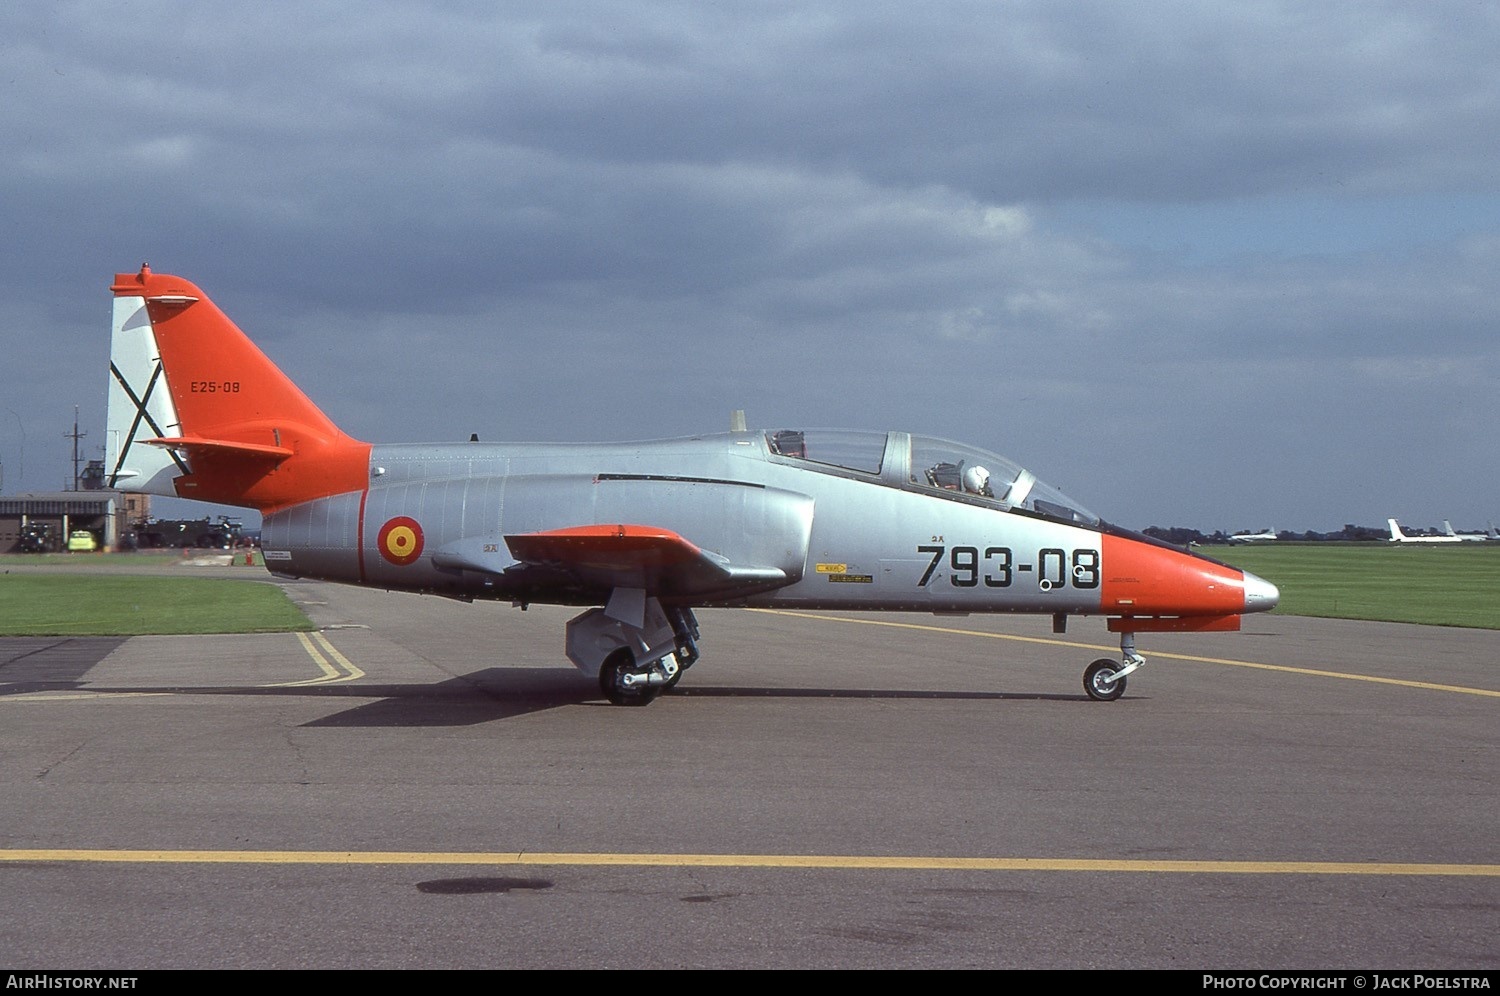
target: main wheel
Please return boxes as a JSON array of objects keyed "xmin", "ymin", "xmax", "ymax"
[
  {"xmin": 599, "ymin": 647, "xmax": 658, "ymax": 706},
  {"xmin": 1084, "ymin": 658, "xmax": 1126, "ymax": 701}
]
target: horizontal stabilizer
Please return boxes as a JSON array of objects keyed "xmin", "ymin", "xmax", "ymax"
[{"xmin": 144, "ymin": 436, "xmax": 294, "ymax": 461}]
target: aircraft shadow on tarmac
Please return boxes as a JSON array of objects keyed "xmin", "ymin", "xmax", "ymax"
[
  {"xmin": 0, "ymin": 636, "xmax": 129, "ymax": 695},
  {"xmin": 300, "ymin": 674, "xmax": 1096, "ymax": 725},
  {"xmin": 1, "ymin": 652, "xmax": 1097, "ymax": 723}
]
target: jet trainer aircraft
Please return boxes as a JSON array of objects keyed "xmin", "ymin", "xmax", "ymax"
[{"xmin": 105, "ymin": 265, "xmax": 1279, "ymax": 704}]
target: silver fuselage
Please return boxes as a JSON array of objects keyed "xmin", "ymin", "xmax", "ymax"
[{"xmin": 264, "ymin": 430, "xmax": 1111, "ymax": 615}]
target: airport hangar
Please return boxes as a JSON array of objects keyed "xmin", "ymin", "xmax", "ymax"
[{"xmin": 0, "ymin": 492, "xmax": 124, "ymax": 554}]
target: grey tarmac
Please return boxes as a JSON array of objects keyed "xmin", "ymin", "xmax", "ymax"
[{"xmin": 1, "ymin": 566, "xmax": 1496, "ymax": 969}]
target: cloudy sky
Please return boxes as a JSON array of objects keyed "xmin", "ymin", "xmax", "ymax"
[{"xmin": 3, "ymin": 2, "xmax": 1497, "ymax": 533}]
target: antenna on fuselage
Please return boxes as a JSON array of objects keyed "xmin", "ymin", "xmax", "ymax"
[{"xmin": 730, "ymin": 410, "xmax": 747, "ymax": 432}]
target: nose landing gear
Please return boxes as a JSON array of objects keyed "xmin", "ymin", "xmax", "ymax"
[{"xmin": 1083, "ymin": 630, "xmax": 1146, "ymax": 702}]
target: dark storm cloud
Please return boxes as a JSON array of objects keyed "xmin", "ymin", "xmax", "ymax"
[{"xmin": 1, "ymin": 2, "xmax": 1496, "ymax": 529}]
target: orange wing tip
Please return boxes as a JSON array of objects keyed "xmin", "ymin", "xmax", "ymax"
[
  {"xmin": 526, "ymin": 524, "xmax": 696, "ymax": 542},
  {"xmin": 516, "ymin": 524, "xmax": 700, "ymax": 549},
  {"xmin": 505, "ymin": 525, "xmax": 703, "ymax": 567}
]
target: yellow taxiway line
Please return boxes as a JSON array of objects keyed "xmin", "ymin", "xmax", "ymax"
[
  {"xmin": 0, "ymin": 691, "xmax": 168, "ymax": 703},
  {"xmin": 756, "ymin": 610, "xmax": 1500, "ymax": 699},
  {"xmin": 0, "ymin": 849, "xmax": 1496, "ymax": 877},
  {"xmin": 273, "ymin": 631, "xmax": 366, "ymax": 686},
  {"xmin": 5, "ymin": 631, "xmax": 365, "ymax": 700}
]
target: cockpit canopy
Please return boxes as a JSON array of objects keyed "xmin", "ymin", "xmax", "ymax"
[{"xmin": 765, "ymin": 428, "xmax": 1098, "ymax": 526}]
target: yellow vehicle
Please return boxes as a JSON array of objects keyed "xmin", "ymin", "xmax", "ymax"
[{"xmin": 67, "ymin": 530, "xmax": 98, "ymax": 552}]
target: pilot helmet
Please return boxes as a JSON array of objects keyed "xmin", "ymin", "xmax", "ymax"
[{"xmin": 963, "ymin": 465, "xmax": 991, "ymax": 495}]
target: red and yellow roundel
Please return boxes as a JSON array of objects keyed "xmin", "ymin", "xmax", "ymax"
[{"xmin": 377, "ymin": 516, "xmax": 424, "ymax": 566}]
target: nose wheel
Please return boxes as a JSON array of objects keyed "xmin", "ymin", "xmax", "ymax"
[
  {"xmin": 1083, "ymin": 631, "xmax": 1146, "ymax": 701},
  {"xmin": 1084, "ymin": 659, "xmax": 1126, "ymax": 701}
]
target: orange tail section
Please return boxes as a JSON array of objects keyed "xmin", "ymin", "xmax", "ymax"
[{"xmin": 106, "ymin": 265, "xmax": 371, "ymax": 513}]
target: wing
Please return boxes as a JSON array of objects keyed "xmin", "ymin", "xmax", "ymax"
[{"xmin": 500, "ymin": 524, "xmax": 790, "ymax": 601}]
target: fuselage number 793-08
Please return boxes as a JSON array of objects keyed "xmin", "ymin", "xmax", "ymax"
[{"xmin": 917, "ymin": 544, "xmax": 1101, "ymax": 590}]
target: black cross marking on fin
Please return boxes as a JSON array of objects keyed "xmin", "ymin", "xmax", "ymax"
[{"xmin": 108, "ymin": 359, "xmax": 189, "ymax": 486}]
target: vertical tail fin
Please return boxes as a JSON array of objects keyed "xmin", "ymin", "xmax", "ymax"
[
  {"xmin": 106, "ymin": 265, "xmax": 370, "ymax": 512},
  {"xmin": 1387, "ymin": 518, "xmax": 1406, "ymax": 541}
]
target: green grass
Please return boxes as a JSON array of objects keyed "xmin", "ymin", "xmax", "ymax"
[
  {"xmin": 1205, "ymin": 543, "xmax": 1500, "ymax": 629},
  {"xmin": 0, "ymin": 574, "xmax": 313, "ymax": 636},
  {"xmin": 2, "ymin": 545, "xmax": 1494, "ymax": 636},
  {"xmin": 0, "ymin": 550, "xmax": 264, "ymax": 567}
]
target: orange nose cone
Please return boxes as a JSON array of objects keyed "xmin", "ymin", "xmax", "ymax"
[{"xmin": 1100, "ymin": 534, "xmax": 1250, "ymax": 616}]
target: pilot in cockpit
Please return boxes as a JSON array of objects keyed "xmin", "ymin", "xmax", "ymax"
[
  {"xmin": 963, "ymin": 465, "xmax": 994, "ymax": 498},
  {"xmin": 926, "ymin": 460, "xmax": 994, "ymax": 498}
]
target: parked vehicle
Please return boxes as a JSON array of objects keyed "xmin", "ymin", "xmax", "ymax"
[
  {"xmin": 18, "ymin": 522, "xmax": 59, "ymax": 554},
  {"xmin": 130, "ymin": 516, "xmax": 243, "ymax": 550},
  {"xmin": 67, "ymin": 529, "xmax": 99, "ymax": 552}
]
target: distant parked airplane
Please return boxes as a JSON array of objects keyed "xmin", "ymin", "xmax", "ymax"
[
  {"xmin": 1388, "ymin": 519, "xmax": 1463, "ymax": 544},
  {"xmin": 1227, "ymin": 528, "xmax": 1277, "ymax": 544},
  {"xmin": 1440, "ymin": 521, "xmax": 1490, "ymax": 543}
]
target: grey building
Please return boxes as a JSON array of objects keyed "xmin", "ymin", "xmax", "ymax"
[{"xmin": 0, "ymin": 492, "xmax": 120, "ymax": 553}]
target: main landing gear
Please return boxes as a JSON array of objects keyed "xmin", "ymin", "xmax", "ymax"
[
  {"xmin": 1083, "ymin": 630, "xmax": 1146, "ymax": 702},
  {"xmin": 597, "ymin": 643, "xmax": 696, "ymax": 706},
  {"xmin": 566, "ymin": 596, "xmax": 700, "ymax": 706}
]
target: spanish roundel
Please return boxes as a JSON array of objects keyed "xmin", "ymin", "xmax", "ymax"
[{"xmin": 377, "ymin": 516, "xmax": 424, "ymax": 566}]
